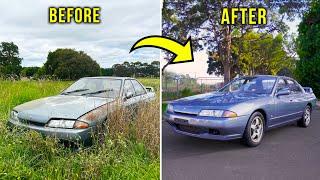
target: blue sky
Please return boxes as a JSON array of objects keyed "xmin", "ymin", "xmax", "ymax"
[{"xmin": 0, "ymin": 0, "xmax": 160, "ymax": 67}]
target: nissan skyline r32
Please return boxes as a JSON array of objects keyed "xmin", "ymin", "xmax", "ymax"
[
  {"xmin": 164, "ymin": 75, "xmax": 317, "ymax": 147},
  {"xmin": 7, "ymin": 77, "xmax": 155, "ymax": 145}
]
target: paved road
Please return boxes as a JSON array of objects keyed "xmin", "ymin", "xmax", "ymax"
[{"xmin": 163, "ymin": 109, "xmax": 320, "ymax": 180}]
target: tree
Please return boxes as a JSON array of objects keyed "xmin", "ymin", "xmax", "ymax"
[
  {"xmin": 44, "ymin": 49, "xmax": 100, "ymax": 80},
  {"xmin": 295, "ymin": 0, "xmax": 320, "ymax": 97},
  {"xmin": 237, "ymin": 32, "xmax": 294, "ymax": 76},
  {"xmin": 112, "ymin": 63, "xmax": 132, "ymax": 77},
  {"xmin": 163, "ymin": 0, "xmax": 309, "ymax": 84},
  {"xmin": 20, "ymin": 67, "xmax": 40, "ymax": 78},
  {"xmin": 208, "ymin": 31, "xmax": 294, "ymax": 78},
  {"xmin": 101, "ymin": 68, "xmax": 114, "ymax": 76},
  {"xmin": 112, "ymin": 61, "xmax": 160, "ymax": 77},
  {"xmin": 35, "ymin": 66, "xmax": 46, "ymax": 79},
  {"xmin": 0, "ymin": 42, "xmax": 22, "ymax": 78}
]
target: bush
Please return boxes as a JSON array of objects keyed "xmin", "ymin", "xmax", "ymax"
[{"xmin": 180, "ymin": 87, "xmax": 193, "ymax": 97}]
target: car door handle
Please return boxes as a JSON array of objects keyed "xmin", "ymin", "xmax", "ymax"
[{"xmin": 290, "ymin": 99, "xmax": 293, "ymax": 102}]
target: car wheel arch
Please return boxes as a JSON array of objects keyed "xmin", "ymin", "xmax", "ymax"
[
  {"xmin": 307, "ymin": 103, "xmax": 312, "ymax": 111},
  {"xmin": 250, "ymin": 109, "xmax": 267, "ymax": 127}
]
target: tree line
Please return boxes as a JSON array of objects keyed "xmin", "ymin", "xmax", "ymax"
[{"xmin": 0, "ymin": 45, "xmax": 160, "ymax": 80}]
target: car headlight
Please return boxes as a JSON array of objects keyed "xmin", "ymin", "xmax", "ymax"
[
  {"xmin": 10, "ymin": 110, "xmax": 18, "ymax": 120},
  {"xmin": 167, "ymin": 104, "xmax": 174, "ymax": 112},
  {"xmin": 198, "ymin": 110, "xmax": 237, "ymax": 118},
  {"xmin": 47, "ymin": 119, "xmax": 76, "ymax": 129}
]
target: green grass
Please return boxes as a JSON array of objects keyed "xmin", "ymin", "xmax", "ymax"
[{"xmin": 0, "ymin": 79, "xmax": 160, "ymax": 179}]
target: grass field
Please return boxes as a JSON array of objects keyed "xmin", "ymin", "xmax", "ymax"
[{"xmin": 0, "ymin": 78, "xmax": 160, "ymax": 179}]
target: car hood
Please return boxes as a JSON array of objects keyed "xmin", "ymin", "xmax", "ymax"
[
  {"xmin": 14, "ymin": 95, "xmax": 115, "ymax": 123},
  {"xmin": 171, "ymin": 91, "xmax": 267, "ymax": 114}
]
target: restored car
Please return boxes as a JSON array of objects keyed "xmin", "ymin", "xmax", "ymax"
[
  {"xmin": 164, "ymin": 75, "xmax": 317, "ymax": 147},
  {"xmin": 8, "ymin": 77, "xmax": 155, "ymax": 145}
]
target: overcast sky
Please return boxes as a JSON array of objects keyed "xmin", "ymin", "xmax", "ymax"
[{"xmin": 0, "ymin": 0, "xmax": 160, "ymax": 67}]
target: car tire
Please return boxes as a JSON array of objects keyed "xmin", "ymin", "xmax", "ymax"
[
  {"xmin": 243, "ymin": 112, "xmax": 265, "ymax": 147},
  {"xmin": 298, "ymin": 105, "xmax": 311, "ymax": 128}
]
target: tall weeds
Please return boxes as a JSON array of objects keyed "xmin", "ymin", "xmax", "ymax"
[
  {"xmin": 0, "ymin": 79, "xmax": 160, "ymax": 179},
  {"xmin": 106, "ymin": 98, "xmax": 160, "ymax": 157}
]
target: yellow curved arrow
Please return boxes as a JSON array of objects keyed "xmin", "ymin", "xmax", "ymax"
[{"xmin": 130, "ymin": 35, "xmax": 194, "ymax": 64}]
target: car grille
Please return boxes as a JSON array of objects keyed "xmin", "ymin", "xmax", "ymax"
[
  {"xmin": 177, "ymin": 124, "xmax": 207, "ymax": 134},
  {"xmin": 175, "ymin": 124, "xmax": 220, "ymax": 135},
  {"xmin": 19, "ymin": 118, "xmax": 46, "ymax": 127}
]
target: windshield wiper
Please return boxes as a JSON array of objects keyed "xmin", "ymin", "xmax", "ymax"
[
  {"xmin": 61, "ymin": 88, "xmax": 89, "ymax": 95},
  {"xmin": 81, "ymin": 89, "xmax": 114, "ymax": 96}
]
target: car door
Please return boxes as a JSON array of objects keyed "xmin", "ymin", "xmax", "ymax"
[
  {"xmin": 122, "ymin": 80, "xmax": 137, "ymax": 107},
  {"xmin": 130, "ymin": 79, "xmax": 148, "ymax": 103},
  {"xmin": 286, "ymin": 79, "xmax": 305, "ymax": 119},
  {"xmin": 271, "ymin": 78, "xmax": 295, "ymax": 126}
]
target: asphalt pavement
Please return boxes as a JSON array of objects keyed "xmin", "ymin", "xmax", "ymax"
[{"xmin": 162, "ymin": 109, "xmax": 320, "ymax": 180}]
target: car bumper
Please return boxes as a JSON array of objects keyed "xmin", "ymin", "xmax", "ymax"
[
  {"xmin": 164, "ymin": 112, "xmax": 249, "ymax": 141},
  {"xmin": 7, "ymin": 118, "xmax": 95, "ymax": 145}
]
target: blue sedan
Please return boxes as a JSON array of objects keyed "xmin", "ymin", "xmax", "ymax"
[{"xmin": 164, "ymin": 75, "xmax": 317, "ymax": 147}]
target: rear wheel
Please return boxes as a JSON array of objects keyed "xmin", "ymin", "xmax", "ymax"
[
  {"xmin": 298, "ymin": 105, "xmax": 311, "ymax": 128},
  {"xmin": 243, "ymin": 112, "xmax": 265, "ymax": 147}
]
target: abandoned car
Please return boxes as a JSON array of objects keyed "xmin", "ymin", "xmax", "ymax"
[{"xmin": 7, "ymin": 77, "xmax": 155, "ymax": 145}]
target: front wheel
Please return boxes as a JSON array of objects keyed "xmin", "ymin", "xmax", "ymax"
[
  {"xmin": 243, "ymin": 112, "xmax": 265, "ymax": 147},
  {"xmin": 298, "ymin": 105, "xmax": 311, "ymax": 128}
]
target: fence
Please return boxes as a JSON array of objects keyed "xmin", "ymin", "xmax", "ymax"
[{"xmin": 162, "ymin": 76, "xmax": 224, "ymax": 101}]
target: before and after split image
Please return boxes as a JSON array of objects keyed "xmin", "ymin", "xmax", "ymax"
[{"xmin": 0, "ymin": 0, "xmax": 319, "ymax": 179}]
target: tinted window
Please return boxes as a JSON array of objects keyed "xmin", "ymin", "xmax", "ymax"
[
  {"xmin": 123, "ymin": 80, "xmax": 135, "ymax": 97},
  {"xmin": 287, "ymin": 79, "xmax": 302, "ymax": 93},
  {"xmin": 131, "ymin": 80, "xmax": 146, "ymax": 96}
]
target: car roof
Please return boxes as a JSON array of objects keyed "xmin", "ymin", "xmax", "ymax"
[
  {"xmin": 241, "ymin": 75, "xmax": 292, "ymax": 79},
  {"xmin": 81, "ymin": 76, "xmax": 135, "ymax": 80}
]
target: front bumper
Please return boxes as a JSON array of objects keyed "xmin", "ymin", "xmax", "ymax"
[
  {"xmin": 164, "ymin": 112, "xmax": 250, "ymax": 141},
  {"xmin": 7, "ymin": 118, "xmax": 95, "ymax": 145}
]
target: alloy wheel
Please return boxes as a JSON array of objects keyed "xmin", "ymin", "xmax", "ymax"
[
  {"xmin": 250, "ymin": 116, "xmax": 264, "ymax": 143},
  {"xmin": 304, "ymin": 107, "xmax": 311, "ymax": 125}
]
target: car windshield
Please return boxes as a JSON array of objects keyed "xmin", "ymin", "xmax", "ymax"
[
  {"xmin": 219, "ymin": 76, "xmax": 276, "ymax": 94},
  {"xmin": 62, "ymin": 78, "xmax": 122, "ymax": 98}
]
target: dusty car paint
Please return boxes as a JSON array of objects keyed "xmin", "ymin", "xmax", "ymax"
[{"xmin": 7, "ymin": 77, "xmax": 155, "ymax": 145}]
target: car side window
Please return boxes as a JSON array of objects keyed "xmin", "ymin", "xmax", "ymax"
[
  {"xmin": 131, "ymin": 80, "xmax": 146, "ymax": 96},
  {"xmin": 275, "ymin": 78, "xmax": 287, "ymax": 93},
  {"xmin": 122, "ymin": 80, "xmax": 135, "ymax": 97},
  {"xmin": 287, "ymin": 79, "xmax": 302, "ymax": 93}
]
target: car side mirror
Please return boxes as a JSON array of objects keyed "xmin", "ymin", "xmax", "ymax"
[
  {"xmin": 125, "ymin": 91, "xmax": 134, "ymax": 100},
  {"xmin": 276, "ymin": 88, "xmax": 290, "ymax": 97},
  {"xmin": 145, "ymin": 87, "xmax": 154, "ymax": 93}
]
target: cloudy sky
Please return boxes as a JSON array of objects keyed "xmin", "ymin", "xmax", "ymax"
[{"xmin": 0, "ymin": 0, "xmax": 161, "ymax": 67}]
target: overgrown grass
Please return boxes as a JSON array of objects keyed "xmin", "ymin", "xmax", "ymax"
[{"xmin": 0, "ymin": 78, "xmax": 160, "ymax": 179}]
